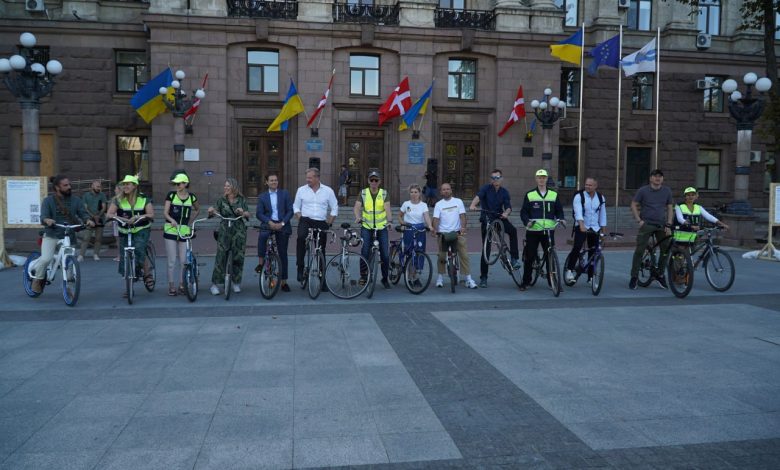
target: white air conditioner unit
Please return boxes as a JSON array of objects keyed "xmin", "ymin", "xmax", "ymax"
[
  {"xmin": 750, "ymin": 151, "xmax": 762, "ymax": 163},
  {"xmin": 618, "ymin": 0, "xmax": 630, "ymax": 9},
  {"xmin": 25, "ymin": 0, "xmax": 45, "ymax": 11},
  {"xmin": 696, "ymin": 33, "xmax": 712, "ymax": 49},
  {"xmin": 696, "ymin": 79, "xmax": 709, "ymax": 90}
]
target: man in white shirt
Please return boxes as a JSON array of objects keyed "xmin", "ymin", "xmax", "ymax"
[
  {"xmin": 565, "ymin": 177, "xmax": 607, "ymax": 284},
  {"xmin": 293, "ymin": 167, "xmax": 338, "ymax": 282},
  {"xmin": 432, "ymin": 183, "xmax": 478, "ymax": 289}
]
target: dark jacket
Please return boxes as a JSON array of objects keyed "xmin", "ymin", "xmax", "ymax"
[
  {"xmin": 256, "ymin": 189, "xmax": 294, "ymax": 234},
  {"xmin": 40, "ymin": 194, "xmax": 88, "ymax": 239}
]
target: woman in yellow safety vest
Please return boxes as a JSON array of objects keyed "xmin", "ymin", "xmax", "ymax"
[
  {"xmin": 674, "ymin": 187, "xmax": 729, "ymax": 244},
  {"xmin": 163, "ymin": 173, "xmax": 200, "ymax": 296}
]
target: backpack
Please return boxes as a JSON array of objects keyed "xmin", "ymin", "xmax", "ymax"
[{"xmin": 571, "ymin": 190, "xmax": 605, "ymax": 234}]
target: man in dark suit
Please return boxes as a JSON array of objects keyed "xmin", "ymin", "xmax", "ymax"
[{"xmin": 255, "ymin": 172, "xmax": 294, "ymax": 291}]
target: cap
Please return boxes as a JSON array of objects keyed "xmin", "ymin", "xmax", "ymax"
[
  {"xmin": 119, "ymin": 175, "xmax": 139, "ymax": 185},
  {"xmin": 368, "ymin": 169, "xmax": 381, "ymax": 179},
  {"xmin": 171, "ymin": 173, "xmax": 190, "ymax": 184},
  {"xmin": 535, "ymin": 169, "xmax": 548, "ymax": 177},
  {"xmin": 684, "ymin": 186, "xmax": 697, "ymax": 194},
  {"xmin": 650, "ymin": 168, "xmax": 664, "ymax": 177}
]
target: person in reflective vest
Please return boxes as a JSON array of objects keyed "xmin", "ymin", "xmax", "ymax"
[
  {"xmin": 163, "ymin": 173, "xmax": 199, "ymax": 296},
  {"xmin": 353, "ymin": 169, "xmax": 393, "ymax": 288},
  {"xmin": 674, "ymin": 187, "xmax": 729, "ymax": 243}
]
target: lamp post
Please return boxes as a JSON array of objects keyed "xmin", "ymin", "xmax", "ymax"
[
  {"xmin": 530, "ymin": 87, "xmax": 566, "ymax": 187},
  {"xmin": 159, "ymin": 69, "xmax": 205, "ymax": 165},
  {"xmin": 0, "ymin": 32, "xmax": 63, "ymax": 176},
  {"xmin": 721, "ymin": 73, "xmax": 772, "ymax": 215}
]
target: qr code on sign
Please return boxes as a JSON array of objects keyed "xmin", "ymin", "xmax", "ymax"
[
  {"xmin": 30, "ymin": 204, "xmax": 39, "ymax": 212},
  {"xmin": 31, "ymin": 215, "xmax": 40, "ymax": 223}
]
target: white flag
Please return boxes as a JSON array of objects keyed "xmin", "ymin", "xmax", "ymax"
[{"xmin": 621, "ymin": 38, "xmax": 656, "ymax": 77}]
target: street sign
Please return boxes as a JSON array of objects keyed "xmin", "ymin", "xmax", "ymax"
[
  {"xmin": 306, "ymin": 139, "xmax": 323, "ymax": 152},
  {"xmin": 203, "ymin": 170, "xmax": 215, "ymax": 177}
]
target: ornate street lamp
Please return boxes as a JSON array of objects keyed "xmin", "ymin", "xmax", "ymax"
[
  {"xmin": 159, "ymin": 69, "xmax": 206, "ymax": 164},
  {"xmin": 721, "ymin": 72, "xmax": 773, "ymax": 215},
  {"xmin": 530, "ymin": 87, "xmax": 566, "ymax": 186},
  {"xmin": 0, "ymin": 32, "xmax": 63, "ymax": 176}
]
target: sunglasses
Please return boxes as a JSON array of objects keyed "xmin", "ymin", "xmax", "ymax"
[
  {"xmin": 490, "ymin": 176, "xmax": 502, "ymax": 180},
  {"xmin": 369, "ymin": 178, "xmax": 379, "ymax": 183}
]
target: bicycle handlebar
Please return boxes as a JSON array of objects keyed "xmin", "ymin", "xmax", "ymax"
[
  {"xmin": 174, "ymin": 217, "xmax": 210, "ymax": 240},
  {"xmin": 53, "ymin": 223, "xmax": 85, "ymax": 230},
  {"xmin": 210, "ymin": 213, "xmax": 243, "ymax": 222},
  {"xmin": 109, "ymin": 215, "xmax": 149, "ymax": 227}
]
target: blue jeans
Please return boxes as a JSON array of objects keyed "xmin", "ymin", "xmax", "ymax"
[{"xmin": 361, "ymin": 227, "xmax": 389, "ymax": 281}]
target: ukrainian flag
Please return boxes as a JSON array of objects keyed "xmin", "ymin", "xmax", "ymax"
[
  {"xmin": 268, "ymin": 79, "xmax": 305, "ymax": 132},
  {"xmin": 399, "ymin": 81, "xmax": 433, "ymax": 131},
  {"xmin": 550, "ymin": 28, "xmax": 584, "ymax": 65},
  {"xmin": 130, "ymin": 68, "xmax": 174, "ymax": 124}
]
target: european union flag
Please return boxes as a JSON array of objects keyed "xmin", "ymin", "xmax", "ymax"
[{"xmin": 587, "ymin": 34, "xmax": 620, "ymax": 76}]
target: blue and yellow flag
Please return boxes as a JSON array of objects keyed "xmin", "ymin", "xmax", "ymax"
[
  {"xmin": 268, "ymin": 79, "xmax": 305, "ymax": 132},
  {"xmin": 130, "ymin": 68, "xmax": 174, "ymax": 124},
  {"xmin": 550, "ymin": 28, "xmax": 584, "ymax": 65},
  {"xmin": 399, "ymin": 81, "xmax": 433, "ymax": 131}
]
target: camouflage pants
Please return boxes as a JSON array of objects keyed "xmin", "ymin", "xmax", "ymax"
[{"xmin": 212, "ymin": 226, "xmax": 247, "ymax": 285}]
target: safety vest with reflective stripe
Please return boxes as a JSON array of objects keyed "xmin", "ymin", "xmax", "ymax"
[
  {"xmin": 164, "ymin": 191, "xmax": 197, "ymax": 238},
  {"xmin": 117, "ymin": 195, "xmax": 150, "ymax": 234},
  {"xmin": 526, "ymin": 189, "xmax": 559, "ymax": 231},
  {"xmin": 674, "ymin": 203, "xmax": 701, "ymax": 243},
  {"xmin": 361, "ymin": 188, "xmax": 388, "ymax": 229}
]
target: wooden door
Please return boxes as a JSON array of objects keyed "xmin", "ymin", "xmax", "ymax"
[
  {"xmin": 243, "ymin": 128, "xmax": 283, "ymax": 197},
  {"xmin": 442, "ymin": 132, "xmax": 480, "ymax": 200},
  {"xmin": 345, "ymin": 129, "xmax": 384, "ymax": 197}
]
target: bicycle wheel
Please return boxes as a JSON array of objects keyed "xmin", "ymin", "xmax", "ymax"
[
  {"xmin": 62, "ymin": 255, "xmax": 80, "ymax": 307},
  {"xmin": 144, "ymin": 243, "xmax": 156, "ymax": 292},
  {"xmin": 23, "ymin": 252, "xmax": 42, "ymax": 298},
  {"xmin": 591, "ymin": 253, "xmax": 605, "ymax": 296},
  {"xmin": 301, "ymin": 247, "xmax": 311, "ymax": 290},
  {"xmin": 388, "ymin": 245, "xmax": 402, "ymax": 285},
  {"xmin": 449, "ymin": 254, "xmax": 458, "ymax": 293},
  {"xmin": 224, "ymin": 250, "xmax": 234, "ymax": 300},
  {"xmin": 404, "ymin": 251, "xmax": 433, "ymax": 294},
  {"xmin": 366, "ymin": 251, "xmax": 378, "ymax": 299},
  {"xmin": 530, "ymin": 247, "xmax": 545, "ymax": 286},
  {"xmin": 483, "ymin": 221, "xmax": 502, "ymax": 266},
  {"xmin": 505, "ymin": 253, "xmax": 523, "ymax": 288},
  {"xmin": 325, "ymin": 252, "xmax": 369, "ymax": 299},
  {"xmin": 703, "ymin": 248, "xmax": 735, "ymax": 292},
  {"xmin": 307, "ymin": 251, "xmax": 324, "ymax": 300},
  {"xmin": 637, "ymin": 247, "xmax": 654, "ymax": 288},
  {"xmin": 563, "ymin": 251, "xmax": 577, "ymax": 287},
  {"xmin": 184, "ymin": 262, "xmax": 198, "ymax": 302},
  {"xmin": 548, "ymin": 251, "xmax": 562, "ymax": 297},
  {"xmin": 125, "ymin": 251, "xmax": 134, "ymax": 305},
  {"xmin": 259, "ymin": 253, "xmax": 282, "ymax": 300},
  {"xmin": 667, "ymin": 245, "xmax": 694, "ymax": 298}
]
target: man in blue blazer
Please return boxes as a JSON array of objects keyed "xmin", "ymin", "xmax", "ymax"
[{"xmin": 256, "ymin": 172, "xmax": 294, "ymax": 291}]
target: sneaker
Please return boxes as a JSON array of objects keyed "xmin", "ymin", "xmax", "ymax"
[
  {"xmin": 587, "ymin": 277, "xmax": 592, "ymax": 285},
  {"xmin": 435, "ymin": 276, "xmax": 444, "ymax": 288},
  {"xmin": 478, "ymin": 279, "xmax": 488, "ymax": 288},
  {"xmin": 210, "ymin": 284, "xmax": 220, "ymax": 296},
  {"xmin": 629, "ymin": 277, "xmax": 638, "ymax": 290},
  {"xmin": 511, "ymin": 259, "xmax": 522, "ymax": 270},
  {"xmin": 31, "ymin": 278, "xmax": 44, "ymax": 294},
  {"xmin": 518, "ymin": 283, "xmax": 529, "ymax": 291},
  {"xmin": 93, "ymin": 254, "xmax": 100, "ymax": 261},
  {"xmin": 77, "ymin": 255, "xmax": 84, "ymax": 263},
  {"xmin": 565, "ymin": 270, "xmax": 575, "ymax": 283},
  {"xmin": 381, "ymin": 279, "xmax": 391, "ymax": 289},
  {"xmin": 232, "ymin": 284, "xmax": 241, "ymax": 294},
  {"xmin": 466, "ymin": 279, "xmax": 478, "ymax": 289},
  {"xmin": 655, "ymin": 277, "xmax": 668, "ymax": 290},
  {"xmin": 281, "ymin": 283, "xmax": 291, "ymax": 292}
]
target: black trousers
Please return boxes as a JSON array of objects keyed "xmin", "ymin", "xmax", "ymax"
[
  {"xmin": 522, "ymin": 230, "xmax": 555, "ymax": 285},
  {"xmin": 296, "ymin": 217, "xmax": 330, "ymax": 274},
  {"xmin": 566, "ymin": 230, "xmax": 600, "ymax": 271},
  {"xmin": 480, "ymin": 219, "xmax": 519, "ymax": 279}
]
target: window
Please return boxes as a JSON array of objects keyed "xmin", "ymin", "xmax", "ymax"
[
  {"xmin": 448, "ymin": 59, "xmax": 476, "ymax": 100},
  {"xmin": 439, "ymin": 0, "xmax": 464, "ymax": 9},
  {"xmin": 626, "ymin": 147, "xmax": 651, "ymax": 189},
  {"xmin": 558, "ymin": 145, "xmax": 578, "ymax": 188},
  {"xmin": 776, "ymin": 12, "xmax": 780, "ymax": 40},
  {"xmin": 350, "ymin": 54, "xmax": 380, "ymax": 96},
  {"xmin": 697, "ymin": 149, "xmax": 721, "ymax": 190},
  {"xmin": 697, "ymin": 0, "xmax": 720, "ymax": 35},
  {"xmin": 702, "ymin": 76, "xmax": 724, "ymax": 113},
  {"xmin": 115, "ymin": 50, "xmax": 147, "ymax": 93},
  {"xmin": 117, "ymin": 136, "xmax": 149, "ymax": 183},
  {"xmin": 626, "ymin": 0, "xmax": 652, "ymax": 31},
  {"xmin": 561, "ymin": 68, "xmax": 580, "ymax": 107},
  {"xmin": 631, "ymin": 73, "xmax": 654, "ymax": 110},
  {"xmin": 554, "ymin": 0, "xmax": 578, "ymax": 27},
  {"xmin": 247, "ymin": 50, "xmax": 279, "ymax": 93}
]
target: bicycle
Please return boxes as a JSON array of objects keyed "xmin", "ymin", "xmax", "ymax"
[
  {"xmin": 211, "ymin": 213, "xmax": 244, "ymax": 301},
  {"xmin": 23, "ymin": 223, "xmax": 84, "ymax": 307},
  {"xmin": 438, "ymin": 232, "xmax": 462, "ymax": 294},
  {"xmin": 480, "ymin": 210, "xmax": 522, "ymax": 288},
  {"xmin": 636, "ymin": 224, "xmax": 694, "ymax": 298},
  {"xmin": 563, "ymin": 230, "xmax": 623, "ymax": 296},
  {"xmin": 176, "ymin": 218, "xmax": 208, "ymax": 302},
  {"xmin": 689, "ymin": 226, "xmax": 735, "ymax": 292},
  {"xmin": 301, "ymin": 227, "xmax": 334, "ymax": 300},
  {"xmin": 255, "ymin": 224, "xmax": 282, "ymax": 300},
  {"xmin": 388, "ymin": 224, "xmax": 433, "ymax": 294},
  {"xmin": 360, "ymin": 223, "xmax": 384, "ymax": 299},
  {"xmin": 325, "ymin": 223, "xmax": 370, "ymax": 299},
  {"xmin": 110, "ymin": 216, "xmax": 157, "ymax": 304},
  {"xmin": 523, "ymin": 219, "xmax": 565, "ymax": 297}
]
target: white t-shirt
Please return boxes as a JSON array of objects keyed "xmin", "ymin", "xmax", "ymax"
[
  {"xmin": 433, "ymin": 197, "xmax": 465, "ymax": 232},
  {"xmin": 400, "ymin": 200, "xmax": 428, "ymax": 225}
]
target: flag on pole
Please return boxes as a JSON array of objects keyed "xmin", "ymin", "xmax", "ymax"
[
  {"xmin": 183, "ymin": 73, "xmax": 208, "ymax": 121},
  {"xmin": 498, "ymin": 86, "xmax": 526, "ymax": 137},
  {"xmin": 267, "ymin": 79, "xmax": 305, "ymax": 132},
  {"xmin": 399, "ymin": 81, "xmax": 433, "ymax": 131},
  {"xmin": 550, "ymin": 28, "xmax": 584, "ymax": 65},
  {"xmin": 130, "ymin": 68, "xmax": 173, "ymax": 124},
  {"xmin": 307, "ymin": 69, "xmax": 335, "ymax": 128},
  {"xmin": 621, "ymin": 38, "xmax": 656, "ymax": 77},
  {"xmin": 378, "ymin": 77, "xmax": 412, "ymax": 126},
  {"xmin": 587, "ymin": 34, "xmax": 620, "ymax": 75}
]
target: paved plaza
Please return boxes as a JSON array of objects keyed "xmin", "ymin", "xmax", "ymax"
[{"xmin": 0, "ymin": 249, "xmax": 779, "ymax": 469}]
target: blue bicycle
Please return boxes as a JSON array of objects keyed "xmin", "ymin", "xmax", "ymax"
[
  {"xmin": 388, "ymin": 224, "xmax": 433, "ymax": 294},
  {"xmin": 563, "ymin": 230, "xmax": 622, "ymax": 296}
]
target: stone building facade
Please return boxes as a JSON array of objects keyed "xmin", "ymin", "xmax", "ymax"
[{"xmin": 0, "ymin": 0, "xmax": 777, "ymax": 209}]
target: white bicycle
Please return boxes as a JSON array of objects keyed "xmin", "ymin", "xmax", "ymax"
[{"xmin": 23, "ymin": 223, "xmax": 84, "ymax": 306}]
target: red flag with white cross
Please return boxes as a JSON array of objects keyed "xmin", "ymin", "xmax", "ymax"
[
  {"xmin": 498, "ymin": 85, "xmax": 526, "ymax": 137},
  {"xmin": 378, "ymin": 77, "xmax": 412, "ymax": 126}
]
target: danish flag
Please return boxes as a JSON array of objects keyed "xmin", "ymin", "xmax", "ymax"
[
  {"xmin": 183, "ymin": 73, "xmax": 208, "ymax": 122},
  {"xmin": 498, "ymin": 86, "xmax": 526, "ymax": 137},
  {"xmin": 307, "ymin": 69, "xmax": 335, "ymax": 128},
  {"xmin": 378, "ymin": 77, "xmax": 412, "ymax": 126}
]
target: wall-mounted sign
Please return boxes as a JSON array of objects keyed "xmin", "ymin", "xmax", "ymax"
[
  {"xmin": 306, "ymin": 139, "xmax": 323, "ymax": 152},
  {"xmin": 408, "ymin": 142, "xmax": 425, "ymax": 165},
  {"xmin": 184, "ymin": 148, "xmax": 200, "ymax": 162}
]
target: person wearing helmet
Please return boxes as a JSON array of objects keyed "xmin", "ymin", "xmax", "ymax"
[
  {"xmin": 673, "ymin": 187, "xmax": 729, "ymax": 244},
  {"xmin": 163, "ymin": 173, "xmax": 199, "ymax": 296}
]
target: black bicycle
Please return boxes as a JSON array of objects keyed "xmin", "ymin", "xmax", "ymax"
[
  {"xmin": 690, "ymin": 226, "xmax": 735, "ymax": 292},
  {"xmin": 481, "ymin": 210, "xmax": 522, "ymax": 288},
  {"xmin": 110, "ymin": 216, "xmax": 156, "ymax": 304},
  {"xmin": 524, "ymin": 219, "xmax": 565, "ymax": 297},
  {"xmin": 360, "ymin": 224, "xmax": 384, "ymax": 299},
  {"xmin": 388, "ymin": 224, "xmax": 433, "ymax": 294},
  {"xmin": 212, "ymin": 213, "xmax": 244, "ymax": 301},
  {"xmin": 636, "ymin": 224, "xmax": 694, "ymax": 298},
  {"xmin": 563, "ymin": 230, "xmax": 623, "ymax": 296},
  {"xmin": 256, "ymin": 225, "xmax": 282, "ymax": 300}
]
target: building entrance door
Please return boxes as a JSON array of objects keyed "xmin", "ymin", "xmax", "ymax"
[
  {"xmin": 243, "ymin": 128, "xmax": 283, "ymax": 198},
  {"xmin": 345, "ymin": 129, "xmax": 384, "ymax": 198},
  {"xmin": 442, "ymin": 132, "xmax": 480, "ymax": 200}
]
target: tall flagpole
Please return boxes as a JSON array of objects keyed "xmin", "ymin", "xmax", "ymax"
[
  {"xmin": 653, "ymin": 27, "xmax": 660, "ymax": 169},
  {"xmin": 615, "ymin": 25, "xmax": 623, "ymax": 234},
  {"xmin": 576, "ymin": 22, "xmax": 586, "ymax": 190}
]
